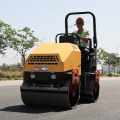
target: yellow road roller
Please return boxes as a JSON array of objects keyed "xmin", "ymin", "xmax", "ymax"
[{"xmin": 20, "ymin": 12, "xmax": 100, "ymax": 109}]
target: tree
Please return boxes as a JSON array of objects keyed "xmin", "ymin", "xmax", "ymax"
[
  {"xmin": 97, "ymin": 48, "xmax": 120, "ymax": 75},
  {"xmin": 116, "ymin": 56, "xmax": 120, "ymax": 76},
  {"xmin": 0, "ymin": 20, "xmax": 15, "ymax": 55},
  {"xmin": 110, "ymin": 53, "xmax": 118, "ymax": 75},
  {"xmin": 2, "ymin": 63, "xmax": 8, "ymax": 67},
  {"xmin": 9, "ymin": 63, "xmax": 22, "ymax": 68},
  {"xmin": 97, "ymin": 48, "xmax": 108, "ymax": 74},
  {"xmin": 9, "ymin": 27, "xmax": 39, "ymax": 67},
  {"xmin": 104, "ymin": 53, "xmax": 119, "ymax": 75},
  {"xmin": 17, "ymin": 63, "xmax": 22, "ymax": 68}
]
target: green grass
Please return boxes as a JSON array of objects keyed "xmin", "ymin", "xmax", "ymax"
[
  {"xmin": 100, "ymin": 73, "xmax": 120, "ymax": 77},
  {"xmin": 0, "ymin": 71, "xmax": 23, "ymax": 80}
]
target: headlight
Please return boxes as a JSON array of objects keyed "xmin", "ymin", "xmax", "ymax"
[
  {"xmin": 51, "ymin": 74, "xmax": 56, "ymax": 79},
  {"xmin": 51, "ymin": 70, "xmax": 55, "ymax": 73},
  {"xmin": 30, "ymin": 70, "xmax": 34, "ymax": 73},
  {"xmin": 30, "ymin": 74, "xmax": 35, "ymax": 79}
]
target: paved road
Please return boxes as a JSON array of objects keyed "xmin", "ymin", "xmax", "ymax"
[{"xmin": 0, "ymin": 78, "xmax": 120, "ymax": 120}]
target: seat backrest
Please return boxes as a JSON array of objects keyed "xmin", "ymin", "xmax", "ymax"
[{"xmin": 59, "ymin": 35, "xmax": 75, "ymax": 44}]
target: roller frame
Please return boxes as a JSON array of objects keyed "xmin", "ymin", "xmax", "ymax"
[{"xmin": 21, "ymin": 82, "xmax": 80, "ymax": 109}]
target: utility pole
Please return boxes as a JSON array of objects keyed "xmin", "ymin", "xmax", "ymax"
[{"xmin": 117, "ymin": 46, "xmax": 120, "ymax": 75}]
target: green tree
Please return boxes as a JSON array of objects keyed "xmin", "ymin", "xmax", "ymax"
[
  {"xmin": 9, "ymin": 63, "xmax": 21, "ymax": 68},
  {"xmin": 17, "ymin": 63, "xmax": 22, "ymax": 68},
  {"xmin": 116, "ymin": 56, "xmax": 120, "ymax": 76},
  {"xmin": 97, "ymin": 48, "xmax": 118, "ymax": 75},
  {"xmin": 0, "ymin": 20, "xmax": 15, "ymax": 55},
  {"xmin": 10, "ymin": 27, "xmax": 39, "ymax": 67},
  {"xmin": 97, "ymin": 48, "xmax": 108, "ymax": 74},
  {"xmin": 104, "ymin": 53, "xmax": 118, "ymax": 75},
  {"xmin": 2, "ymin": 63, "xmax": 8, "ymax": 67},
  {"xmin": 110, "ymin": 53, "xmax": 118, "ymax": 75}
]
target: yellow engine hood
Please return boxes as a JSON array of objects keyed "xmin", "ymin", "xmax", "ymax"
[{"xmin": 25, "ymin": 43, "xmax": 81, "ymax": 75}]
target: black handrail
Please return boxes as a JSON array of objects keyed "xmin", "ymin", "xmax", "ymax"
[
  {"xmin": 55, "ymin": 33, "xmax": 81, "ymax": 48},
  {"xmin": 65, "ymin": 12, "xmax": 97, "ymax": 48},
  {"xmin": 55, "ymin": 33, "xmax": 65, "ymax": 43}
]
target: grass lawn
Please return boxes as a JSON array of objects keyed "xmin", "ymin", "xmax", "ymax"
[{"xmin": 0, "ymin": 71, "xmax": 23, "ymax": 80}]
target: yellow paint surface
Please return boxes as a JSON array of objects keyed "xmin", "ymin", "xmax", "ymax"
[{"xmin": 25, "ymin": 43, "xmax": 81, "ymax": 75}]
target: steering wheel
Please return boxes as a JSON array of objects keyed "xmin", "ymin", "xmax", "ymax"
[{"xmin": 72, "ymin": 33, "xmax": 81, "ymax": 48}]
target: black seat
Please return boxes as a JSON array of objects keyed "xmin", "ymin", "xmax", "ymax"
[
  {"xmin": 59, "ymin": 35, "xmax": 75, "ymax": 44},
  {"xmin": 89, "ymin": 48, "xmax": 94, "ymax": 53}
]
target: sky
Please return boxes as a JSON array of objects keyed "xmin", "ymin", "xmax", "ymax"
[{"xmin": 0, "ymin": 0, "xmax": 120, "ymax": 65}]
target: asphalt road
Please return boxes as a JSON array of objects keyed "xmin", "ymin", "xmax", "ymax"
[{"xmin": 0, "ymin": 77, "xmax": 120, "ymax": 120}]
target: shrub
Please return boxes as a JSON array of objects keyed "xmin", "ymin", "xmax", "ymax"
[
  {"xmin": 0, "ymin": 73, "xmax": 5, "ymax": 78},
  {"xmin": 100, "ymin": 73, "xmax": 103, "ymax": 76},
  {"xmin": 108, "ymin": 73, "xmax": 112, "ymax": 77},
  {"xmin": 6, "ymin": 75, "xmax": 11, "ymax": 79}
]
